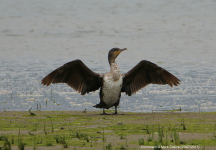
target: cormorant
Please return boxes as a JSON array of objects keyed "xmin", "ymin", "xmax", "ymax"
[{"xmin": 41, "ymin": 48, "xmax": 180, "ymax": 114}]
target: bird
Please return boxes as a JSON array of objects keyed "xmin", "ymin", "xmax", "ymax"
[
  {"xmin": 82, "ymin": 109, "xmax": 87, "ymax": 113},
  {"xmin": 41, "ymin": 48, "xmax": 180, "ymax": 115}
]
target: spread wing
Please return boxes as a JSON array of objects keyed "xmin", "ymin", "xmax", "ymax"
[
  {"xmin": 121, "ymin": 60, "xmax": 180, "ymax": 96},
  {"xmin": 41, "ymin": 59, "xmax": 102, "ymax": 95}
]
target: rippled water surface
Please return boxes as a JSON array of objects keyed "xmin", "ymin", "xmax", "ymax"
[{"xmin": 1, "ymin": 0, "xmax": 216, "ymax": 112}]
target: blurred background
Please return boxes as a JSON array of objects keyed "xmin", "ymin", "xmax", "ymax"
[{"xmin": 0, "ymin": 0, "xmax": 216, "ymax": 112}]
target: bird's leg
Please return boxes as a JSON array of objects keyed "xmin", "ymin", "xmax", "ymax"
[
  {"xmin": 100, "ymin": 108, "xmax": 107, "ymax": 115},
  {"xmin": 113, "ymin": 106, "xmax": 124, "ymax": 115},
  {"xmin": 113, "ymin": 106, "xmax": 118, "ymax": 115},
  {"xmin": 103, "ymin": 108, "xmax": 106, "ymax": 114}
]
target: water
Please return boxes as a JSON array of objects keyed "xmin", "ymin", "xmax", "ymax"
[{"xmin": 0, "ymin": 0, "xmax": 216, "ymax": 112}]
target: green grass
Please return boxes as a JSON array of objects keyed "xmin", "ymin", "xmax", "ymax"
[
  {"xmin": 189, "ymin": 139, "xmax": 216, "ymax": 146},
  {"xmin": 0, "ymin": 111, "xmax": 216, "ymax": 149}
]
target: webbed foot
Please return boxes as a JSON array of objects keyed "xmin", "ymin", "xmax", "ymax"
[
  {"xmin": 113, "ymin": 106, "xmax": 124, "ymax": 115},
  {"xmin": 100, "ymin": 112, "xmax": 108, "ymax": 115},
  {"xmin": 112, "ymin": 113, "xmax": 124, "ymax": 115},
  {"xmin": 100, "ymin": 108, "xmax": 108, "ymax": 115}
]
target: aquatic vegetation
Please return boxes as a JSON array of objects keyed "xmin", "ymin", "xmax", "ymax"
[
  {"xmin": 105, "ymin": 142, "xmax": 112, "ymax": 150},
  {"xmin": 119, "ymin": 145, "xmax": 126, "ymax": 149},
  {"xmin": 28, "ymin": 107, "xmax": 36, "ymax": 116},
  {"xmin": 158, "ymin": 125, "xmax": 163, "ymax": 144},
  {"xmin": 138, "ymin": 138, "xmax": 144, "ymax": 145},
  {"xmin": 102, "ymin": 128, "xmax": 106, "ymax": 142},
  {"xmin": 173, "ymin": 128, "xmax": 180, "ymax": 145},
  {"xmin": 43, "ymin": 123, "xmax": 47, "ymax": 135},
  {"xmin": 0, "ymin": 136, "xmax": 11, "ymax": 150},
  {"xmin": 31, "ymin": 124, "xmax": 38, "ymax": 131},
  {"xmin": 119, "ymin": 125, "xmax": 126, "ymax": 139},
  {"xmin": 18, "ymin": 130, "xmax": 25, "ymax": 150},
  {"xmin": 45, "ymin": 142, "xmax": 52, "ymax": 146},
  {"xmin": 59, "ymin": 136, "xmax": 68, "ymax": 148},
  {"xmin": 51, "ymin": 120, "xmax": 54, "ymax": 133},
  {"xmin": 181, "ymin": 118, "xmax": 186, "ymax": 130}
]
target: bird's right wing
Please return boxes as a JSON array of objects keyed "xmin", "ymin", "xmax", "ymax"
[
  {"xmin": 121, "ymin": 60, "xmax": 180, "ymax": 96},
  {"xmin": 41, "ymin": 59, "xmax": 103, "ymax": 95}
]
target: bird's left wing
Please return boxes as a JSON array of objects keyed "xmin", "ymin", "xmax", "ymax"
[
  {"xmin": 121, "ymin": 60, "xmax": 180, "ymax": 96},
  {"xmin": 41, "ymin": 59, "xmax": 102, "ymax": 95}
]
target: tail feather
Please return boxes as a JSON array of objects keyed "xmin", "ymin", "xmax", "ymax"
[{"xmin": 93, "ymin": 104, "xmax": 102, "ymax": 108}]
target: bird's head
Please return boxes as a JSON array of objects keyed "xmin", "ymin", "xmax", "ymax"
[{"xmin": 108, "ymin": 48, "xmax": 127, "ymax": 64}]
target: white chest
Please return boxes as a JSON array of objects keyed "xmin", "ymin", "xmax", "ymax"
[{"xmin": 102, "ymin": 75, "xmax": 122, "ymax": 107}]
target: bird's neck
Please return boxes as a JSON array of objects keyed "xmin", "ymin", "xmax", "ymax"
[
  {"xmin": 109, "ymin": 62, "xmax": 121, "ymax": 81},
  {"xmin": 108, "ymin": 55, "xmax": 116, "ymax": 66},
  {"xmin": 110, "ymin": 62, "xmax": 119, "ymax": 70}
]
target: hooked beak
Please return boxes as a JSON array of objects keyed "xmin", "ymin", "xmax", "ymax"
[
  {"xmin": 116, "ymin": 48, "xmax": 127, "ymax": 54},
  {"xmin": 119, "ymin": 48, "xmax": 127, "ymax": 52}
]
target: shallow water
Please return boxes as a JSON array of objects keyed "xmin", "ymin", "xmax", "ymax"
[{"xmin": 0, "ymin": 0, "xmax": 216, "ymax": 112}]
